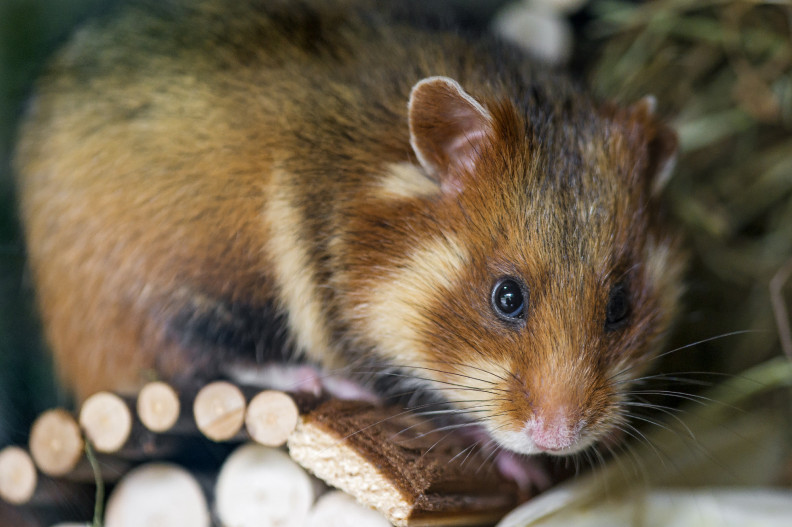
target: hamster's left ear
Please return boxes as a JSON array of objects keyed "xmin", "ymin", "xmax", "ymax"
[
  {"xmin": 630, "ymin": 95, "xmax": 678, "ymax": 196},
  {"xmin": 408, "ymin": 76, "xmax": 494, "ymax": 191}
]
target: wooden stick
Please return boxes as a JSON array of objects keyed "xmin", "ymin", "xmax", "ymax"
[
  {"xmin": 79, "ymin": 391, "xmax": 133, "ymax": 453},
  {"xmin": 136, "ymin": 381, "xmax": 181, "ymax": 433},
  {"xmin": 192, "ymin": 381, "xmax": 246, "ymax": 441},
  {"xmin": 29, "ymin": 409, "xmax": 84, "ymax": 477},
  {"xmin": 0, "ymin": 447, "xmax": 37, "ymax": 505},
  {"xmin": 104, "ymin": 462, "xmax": 210, "ymax": 527},
  {"xmin": 244, "ymin": 390, "xmax": 299, "ymax": 447},
  {"xmin": 215, "ymin": 444, "xmax": 315, "ymax": 527}
]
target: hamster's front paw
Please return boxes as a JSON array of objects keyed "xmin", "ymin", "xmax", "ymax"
[
  {"xmin": 227, "ymin": 363, "xmax": 379, "ymax": 402},
  {"xmin": 494, "ymin": 449, "xmax": 552, "ymax": 493}
]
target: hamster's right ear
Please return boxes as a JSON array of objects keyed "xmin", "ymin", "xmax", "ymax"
[
  {"xmin": 630, "ymin": 95, "xmax": 679, "ymax": 196},
  {"xmin": 408, "ymin": 76, "xmax": 494, "ymax": 191}
]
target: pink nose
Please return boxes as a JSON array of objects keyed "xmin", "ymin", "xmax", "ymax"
[{"xmin": 529, "ymin": 411, "xmax": 580, "ymax": 452}]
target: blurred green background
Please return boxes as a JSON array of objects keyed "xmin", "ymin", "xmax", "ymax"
[{"xmin": 0, "ymin": 0, "xmax": 127, "ymax": 448}]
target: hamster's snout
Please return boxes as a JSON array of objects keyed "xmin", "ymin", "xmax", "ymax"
[
  {"xmin": 523, "ymin": 407, "xmax": 584, "ymax": 452},
  {"xmin": 493, "ymin": 401, "xmax": 592, "ymax": 456},
  {"xmin": 482, "ymin": 358, "xmax": 615, "ymax": 457}
]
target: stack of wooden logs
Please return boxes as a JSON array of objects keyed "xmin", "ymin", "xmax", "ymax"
[{"xmin": 0, "ymin": 381, "xmax": 524, "ymax": 526}]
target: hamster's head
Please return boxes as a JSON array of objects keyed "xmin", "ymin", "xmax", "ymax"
[{"xmin": 349, "ymin": 76, "xmax": 685, "ymax": 456}]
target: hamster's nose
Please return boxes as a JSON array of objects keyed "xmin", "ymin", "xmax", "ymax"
[{"xmin": 528, "ymin": 407, "xmax": 581, "ymax": 452}]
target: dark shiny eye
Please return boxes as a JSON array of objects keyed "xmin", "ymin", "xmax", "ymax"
[
  {"xmin": 492, "ymin": 278, "xmax": 526, "ymax": 319},
  {"xmin": 605, "ymin": 283, "xmax": 630, "ymax": 330}
]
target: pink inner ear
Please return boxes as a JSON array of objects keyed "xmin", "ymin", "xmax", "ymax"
[
  {"xmin": 445, "ymin": 127, "xmax": 490, "ymax": 176},
  {"xmin": 408, "ymin": 76, "xmax": 493, "ymax": 186}
]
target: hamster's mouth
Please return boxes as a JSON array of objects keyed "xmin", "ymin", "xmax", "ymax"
[
  {"xmin": 454, "ymin": 422, "xmax": 583, "ymax": 491},
  {"xmin": 489, "ymin": 422, "xmax": 599, "ymax": 457}
]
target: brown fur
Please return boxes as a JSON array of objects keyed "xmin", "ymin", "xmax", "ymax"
[{"xmin": 15, "ymin": 0, "xmax": 684, "ymax": 455}]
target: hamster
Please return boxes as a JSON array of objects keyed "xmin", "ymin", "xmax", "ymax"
[{"xmin": 14, "ymin": 0, "xmax": 685, "ymax": 463}]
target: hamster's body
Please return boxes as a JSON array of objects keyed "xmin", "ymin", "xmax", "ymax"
[{"xmin": 16, "ymin": 0, "xmax": 684, "ymax": 459}]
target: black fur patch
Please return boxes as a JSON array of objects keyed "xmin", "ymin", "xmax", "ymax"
[{"xmin": 166, "ymin": 293, "xmax": 295, "ymax": 368}]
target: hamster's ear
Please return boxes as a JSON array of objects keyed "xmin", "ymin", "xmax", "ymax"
[
  {"xmin": 631, "ymin": 95, "xmax": 678, "ymax": 196},
  {"xmin": 408, "ymin": 76, "xmax": 493, "ymax": 189}
]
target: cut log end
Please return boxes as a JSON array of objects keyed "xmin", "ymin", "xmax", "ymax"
[
  {"xmin": 137, "ymin": 382, "xmax": 180, "ymax": 433},
  {"xmin": 0, "ymin": 447, "xmax": 37, "ymax": 505},
  {"xmin": 245, "ymin": 390, "xmax": 299, "ymax": 447},
  {"xmin": 215, "ymin": 444, "xmax": 314, "ymax": 527},
  {"xmin": 104, "ymin": 463, "xmax": 210, "ymax": 527},
  {"xmin": 79, "ymin": 391, "xmax": 132, "ymax": 453},
  {"xmin": 193, "ymin": 381, "xmax": 246, "ymax": 441},
  {"xmin": 306, "ymin": 491, "xmax": 391, "ymax": 527},
  {"xmin": 29, "ymin": 409, "xmax": 84, "ymax": 477}
]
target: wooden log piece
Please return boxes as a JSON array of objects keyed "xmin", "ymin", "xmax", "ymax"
[
  {"xmin": 29, "ymin": 409, "xmax": 84, "ymax": 477},
  {"xmin": 306, "ymin": 490, "xmax": 392, "ymax": 527},
  {"xmin": 245, "ymin": 390, "xmax": 299, "ymax": 447},
  {"xmin": 193, "ymin": 381, "xmax": 246, "ymax": 442},
  {"xmin": 104, "ymin": 463, "xmax": 210, "ymax": 527},
  {"xmin": 215, "ymin": 443, "xmax": 315, "ymax": 527},
  {"xmin": 79, "ymin": 391, "xmax": 133, "ymax": 453},
  {"xmin": 136, "ymin": 381, "xmax": 181, "ymax": 433},
  {"xmin": 288, "ymin": 400, "xmax": 522, "ymax": 527},
  {"xmin": 0, "ymin": 446, "xmax": 37, "ymax": 505}
]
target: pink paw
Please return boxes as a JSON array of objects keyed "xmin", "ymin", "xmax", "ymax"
[
  {"xmin": 459, "ymin": 425, "xmax": 552, "ymax": 492},
  {"xmin": 226, "ymin": 363, "xmax": 378, "ymax": 402},
  {"xmin": 321, "ymin": 375, "xmax": 380, "ymax": 403},
  {"xmin": 226, "ymin": 363, "xmax": 323, "ymax": 395},
  {"xmin": 494, "ymin": 449, "xmax": 552, "ymax": 492}
]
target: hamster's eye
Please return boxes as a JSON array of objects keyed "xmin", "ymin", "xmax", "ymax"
[
  {"xmin": 605, "ymin": 283, "xmax": 630, "ymax": 330},
  {"xmin": 491, "ymin": 278, "xmax": 526, "ymax": 320}
]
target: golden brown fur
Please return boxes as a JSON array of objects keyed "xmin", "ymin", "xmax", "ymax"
[{"xmin": 15, "ymin": 0, "xmax": 684, "ymax": 456}]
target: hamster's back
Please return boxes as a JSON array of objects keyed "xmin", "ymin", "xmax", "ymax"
[{"xmin": 15, "ymin": 0, "xmax": 540, "ymax": 397}]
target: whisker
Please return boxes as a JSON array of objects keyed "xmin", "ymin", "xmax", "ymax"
[
  {"xmin": 621, "ymin": 412, "xmax": 675, "ymax": 435},
  {"xmin": 600, "ymin": 437, "xmax": 649, "ymax": 492},
  {"xmin": 422, "ymin": 430, "xmax": 459, "ymax": 458},
  {"xmin": 405, "ymin": 364, "xmax": 504, "ymax": 388},
  {"xmin": 622, "ymin": 401, "xmax": 696, "ymax": 439},
  {"xmin": 405, "ymin": 421, "xmax": 485, "ymax": 442},
  {"xmin": 448, "ymin": 441, "xmax": 480, "ymax": 466},
  {"xmin": 420, "ymin": 357, "xmax": 515, "ymax": 385},
  {"xmin": 474, "ymin": 442, "xmax": 501, "ymax": 475},
  {"xmin": 619, "ymin": 421, "xmax": 681, "ymax": 472},
  {"xmin": 354, "ymin": 370, "xmax": 505, "ymax": 396},
  {"xmin": 607, "ymin": 329, "xmax": 761, "ymax": 383},
  {"xmin": 611, "ymin": 372, "xmax": 727, "ymax": 388},
  {"xmin": 653, "ymin": 330, "xmax": 761, "ymax": 362},
  {"xmin": 405, "ymin": 398, "xmax": 496, "ymax": 409},
  {"xmin": 624, "ymin": 389, "xmax": 745, "ymax": 413},
  {"xmin": 411, "ymin": 406, "xmax": 496, "ymax": 418}
]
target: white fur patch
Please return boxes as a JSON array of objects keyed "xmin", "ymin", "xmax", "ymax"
[
  {"xmin": 490, "ymin": 417, "xmax": 596, "ymax": 456},
  {"xmin": 374, "ymin": 162, "xmax": 439, "ymax": 200},
  {"xmin": 360, "ymin": 234, "xmax": 469, "ymax": 364},
  {"xmin": 263, "ymin": 171, "xmax": 333, "ymax": 364}
]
